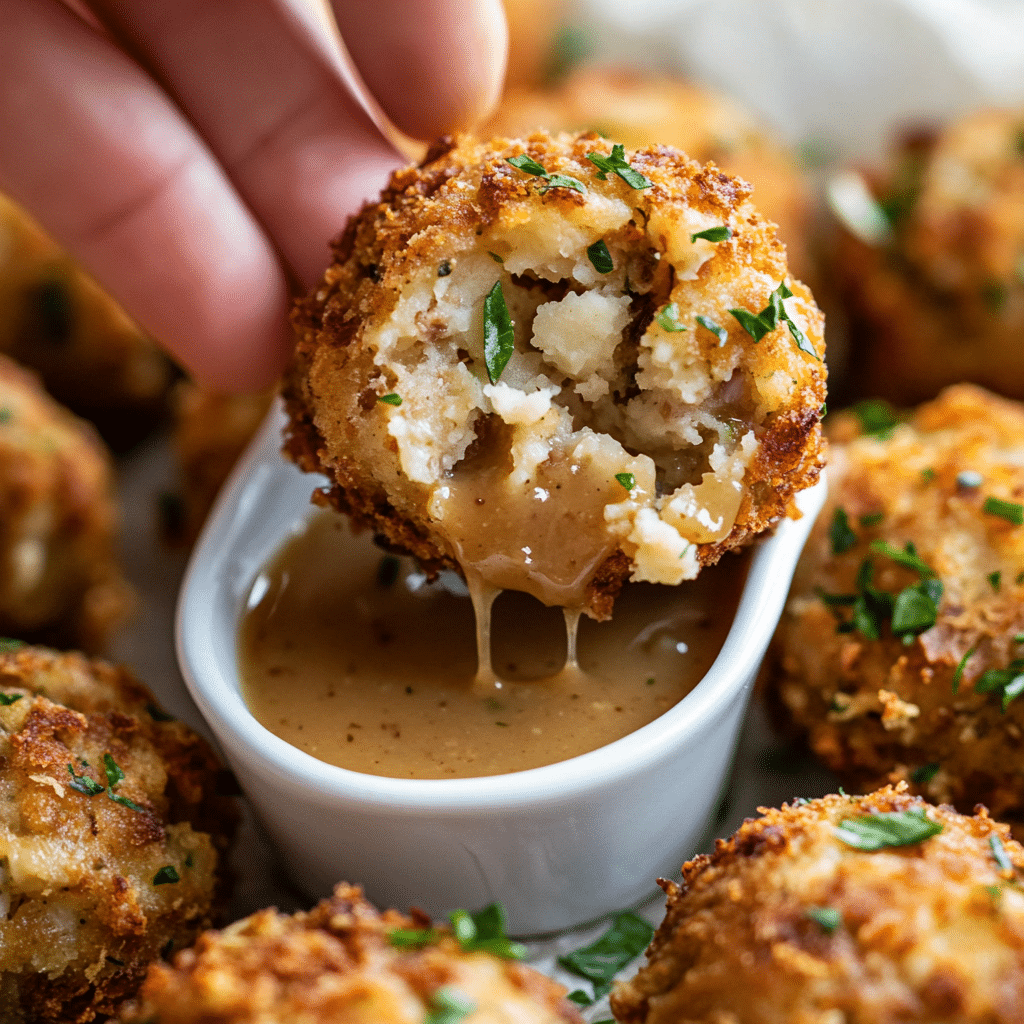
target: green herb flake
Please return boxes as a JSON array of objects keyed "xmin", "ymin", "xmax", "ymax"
[
  {"xmin": 388, "ymin": 928, "xmax": 439, "ymax": 949},
  {"xmin": 989, "ymin": 571, "xmax": 1002, "ymax": 591},
  {"xmin": 805, "ymin": 906, "xmax": 842, "ymax": 934},
  {"xmin": 541, "ymin": 173, "xmax": 586, "ymax": 193},
  {"xmin": 0, "ymin": 408, "xmax": 11, "ymax": 424},
  {"xmin": 567, "ymin": 990, "xmax": 594, "ymax": 1007},
  {"xmin": 853, "ymin": 399, "xmax": 901, "ymax": 439},
  {"xmin": 1015, "ymin": 634, "xmax": 1024, "ymax": 643},
  {"xmin": 507, "ymin": 153, "xmax": 548, "ymax": 177},
  {"xmin": 585, "ymin": 144, "xmax": 652, "ymax": 189},
  {"xmin": 728, "ymin": 306, "xmax": 774, "ymax": 342},
  {"xmin": 506, "ymin": 155, "xmax": 585, "ymax": 193},
  {"xmin": 829, "ymin": 508, "xmax": 858, "ymax": 555},
  {"xmin": 67, "ymin": 764, "xmax": 104, "ymax": 797},
  {"xmin": 984, "ymin": 497, "xmax": 1024, "ymax": 526},
  {"xmin": 587, "ymin": 240, "xmax": 614, "ymax": 274},
  {"xmin": 953, "ymin": 647, "xmax": 976, "ymax": 694},
  {"xmin": 448, "ymin": 904, "xmax": 526, "ymax": 960},
  {"xmin": 835, "ymin": 808, "xmax": 943, "ymax": 850},
  {"xmin": 557, "ymin": 911, "xmax": 654, "ymax": 1001},
  {"xmin": 868, "ymin": 539, "xmax": 935, "ymax": 576},
  {"xmin": 483, "ymin": 281, "xmax": 515, "ymax": 384},
  {"xmin": 0, "ymin": 693, "xmax": 22, "ymax": 706},
  {"xmin": 0, "ymin": 638, "xmax": 25, "ymax": 653},
  {"xmin": 911, "ymin": 762, "xmax": 940, "ymax": 784},
  {"xmin": 859, "ymin": 512, "xmax": 885, "ymax": 527},
  {"xmin": 103, "ymin": 754, "xmax": 125, "ymax": 790},
  {"xmin": 657, "ymin": 303, "xmax": 688, "ymax": 332},
  {"xmin": 109, "ymin": 792, "xmax": 146, "ymax": 812},
  {"xmin": 146, "ymin": 702, "xmax": 174, "ymax": 722},
  {"xmin": 729, "ymin": 281, "xmax": 818, "ymax": 358},
  {"xmin": 377, "ymin": 555, "xmax": 400, "ymax": 589},
  {"xmin": 991, "ymin": 834, "xmax": 1015, "ymax": 876},
  {"xmin": 615, "ymin": 472, "xmax": 636, "ymax": 492},
  {"xmin": 488, "ymin": 251, "xmax": 504, "ymax": 264},
  {"xmin": 378, "ymin": 393, "xmax": 402, "ymax": 407},
  {"xmin": 425, "ymin": 987, "xmax": 476, "ymax": 1024},
  {"xmin": 890, "ymin": 578, "xmax": 943, "ymax": 635},
  {"xmin": 957, "ymin": 470, "xmax": 984, "ymax": 489},
  {"xmin": 691, "ymin": 225, "xmax": 732, "ymax": 243},
  {"xmin": 921, "ymin": 467, "xmax": 936, "ymax": 482},
  {"xmin": 185, "ymin": 852, "xmax": 194, "ymax": 869},
  {"xmin": 153, "ymin": 866, "xmax": 180, "ymax": 886},
  {"xmin": 695, "ymin": 314, "xmax": 728, "ymax": 346}
]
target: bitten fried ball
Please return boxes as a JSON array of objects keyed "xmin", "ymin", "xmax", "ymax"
[
  {"xmin": 611, "ymin": 786, "xmax": 1024, "ymax": 1024},
  {"xmin": 831, "ymin": 109, "xmax": 1024, "ymax": 405},
  {"xmin": 770, "ymin": 384, "xmax": 1024, "ymax": 823},
  {"xmin": 0, "ymin": 193, "xmax": 175, "ymax": 449},
  {"xmin": 286, "ymin": 132, "xmax": 826, "ymax": 618},
  {"xmin": 486, "ymin": 69, "xmax": 814, "ymax": 284},
  {"xmin": 0, "ymin": 354, "xmax": 133, "ymax": 652},
  {"xmin": 0, "ymin": 645, "xmax": 237, "ymax": 1024},
  {"xmin": 120, "ymin": 882, "xmax": 580, "ymax": 1024}
]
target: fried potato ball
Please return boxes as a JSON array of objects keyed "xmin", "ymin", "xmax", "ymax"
[
  {"xmin": 0, "ymin": 354, "xmax": 133, "ymax": 652},
  {"xmin": 611, "ymin": 785, "xmax": 1024, "ymax": 1024},
  {"xmin": 769, "ymin": 384, "xmax": 1024, "ymax": 823},
  {"xmin": 0, "ymin": 645, "xmax": 237, "ymax": 1023},
  {"xmin": 285, "ymin": 132, "xmax": 826, "ymax": 618},
  {"xmin": 486, "ymin": 69, "xmax": 814, "ymax": 284},
  {"xmin": 831, "ymin": 109, "xmax": 1024, "ymax": 405},
  {"xmin": 0, "ymin": 194, "xmax": 175, "ymax": 450},
  {"xmin": 120, "ymin": 882, "xmax": 580, "ymax": 1024}
]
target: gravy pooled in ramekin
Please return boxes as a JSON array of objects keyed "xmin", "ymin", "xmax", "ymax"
[{"xmin": 239, "ymin": 512, "xmax": 745, "ymax": 779}]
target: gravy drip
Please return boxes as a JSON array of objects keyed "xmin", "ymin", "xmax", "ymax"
[{"xmin": 239, "ymin": 512, "xmax": 746, "ymax": 779}]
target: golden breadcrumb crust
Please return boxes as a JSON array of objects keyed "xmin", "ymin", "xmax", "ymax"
[
  {"xmin": 769, "ymin": 385, "xmax": 1024, "ymax": 823},
  {"xmin": 0, "ymin": 646, "xmax": 237, "ymax": 1023},
  {"xmin": 485, "ymin": 68, "xmax": 814, "ymax": 284},
  {"xmin": 0, "ymin": 193, "xmax": 174, "ymax": 450},
  {"xmin": 832, "ymin": 109, "xmax": 1024, "ymax": 404},
  {"xmin": 612, "ymin": 785, "xmax": 1024, "ymax": 1024},
  {"xmin": 121, "ymin": 882, "xmax": 581, "ymax": 1024},
  {"xmin": 0, "ymin": 354, "xmax": 133, "ymax": 652},
  {"xmin": 286, "ymin": 131, "xmax": 825, "ymax": 617}
]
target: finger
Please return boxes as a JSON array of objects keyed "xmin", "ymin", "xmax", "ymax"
[
  {"xmin": 0, "ymin": 0, "xmax": 291, "ymax": 391},
  {"xmin": 86, "ymin": 0, "xmax": 404, "ymax": 289},
  {"xmin": 331, "ymin": 0, "xmax": 509, "ymax": 140}
]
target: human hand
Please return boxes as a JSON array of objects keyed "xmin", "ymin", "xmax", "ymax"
[{"xmin": 0, "ymin": 0, "xmax": 507, "ymax": 391}]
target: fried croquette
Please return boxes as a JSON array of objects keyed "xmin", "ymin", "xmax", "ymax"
[
  {"xmin": 120, "ymin": 882, "xmax": 581, "ymax": 1024},
  {"xmin": 486, "ymin": 69, "xmax": 814, "ymax": 284},
  {"xmin": 611, "ymin": 785, "xmax": 1024, "ymax": 1024},
  {"xmin": 831, "ymin": 109, "xmax": 1024, "ymax": 405},
  {"xmin": 0, "ymin": 354, "xmax": 133, "ymax": 652},
  {"xmin": 0, "ymin": 193, "xmax": 175, "ymax": 450},
  {"xmin": 0, "ymin": 645, "xmax": 237, "ymax": 1023},
  {"xmin": 770, "ymin": 384, "xmax": 1024, "ymax": 823},
  {"xmin": 286, "ymin": 132, "xmax": 826, "ymax": 618}
]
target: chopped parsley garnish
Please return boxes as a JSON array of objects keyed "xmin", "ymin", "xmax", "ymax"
[
  {"xmin": 691, "ymin": 225, "xmax": 732, "ymax": 243},
  {"xmin": 425, "ymin": 987, "xmax": 476, "ymax": 1024},
  {"xmin": 829, "ymin": 508, "xmax": 858, "ymax": 555},
  {"xmin": 859, "ymin": 512, "xmax": 884, "ymax": 527},
  {"xmin": 695, "ymin": 314, "xmax": 728, "ymax": 346},
  {"xmin": 805, "ymin": 906, "xmax": 842, "ymax": 933},
  {"xmin": 952, "ymin": 647, "xmax": 975, "ymax": 694},
  {"xmin": 615, "ymin": 472, "xmax": 636, "ymax": 492},
  {"xmin": 153, "ymin": 866, "xmax": 180, "ymax": 885},
  {"xmin": 921, "ymin": 467, "xmax": 936, "ymax": 482},
  {"xmin": 377, "ymin": 555, "xmax": 400, "ymax": 588},
  {"xmin": 67, "ymin": 763, "xmax": 104, "ymax": 797},
  {"xmin": 506, "ymin": 154, "xmax": 585, "ymax": 193},
  {"xmin": 991, "ymin": 834, "xmax": 1015, "ymax": 875},
  {"xmin": 869, "ymin": 539, "xmax": 935, "ymax": 577},
  {"xmin": 729, "ymin": 281, "xmax": 818, "ymax": 358},
  {"xmin": 835, "ymin": 808, "xmax": 943, "ymax": 850},
  {"xmin": 852, "ymin": 398, "xmax": 901, "ymax": 439},
  {"xmin": 388, "ymin": 928, "xmax": 439, "ymax": 949},
  {"xmin": 0, "ymin": 693, "xmax": 22, "ymax": 706},
  {"xmin": 483, "ymin": 281, "xmax": 515, "ymax": 384},
  {"xmin": 437, "ymin": 260, "xmax": 451, "ymax": 277},
  {"xmin": 911, "ymin": 762, "xmax": 940, "ymax": 784},
  {"xmin": 557, "ymin": 911, "xmax": 654, "ymax": 1002},
  {"xmin": 587, "ymin": 239, "xmax": 613, "ymax": 273},
  {"xmin": 488, "ymin": 251, "xmax": 504, "ymax": 264},
  {"xmin": 449, "ymin": 903, "xmax": 525, "ymax": 960},
  {"xmin": 103, "ymin": 754, "xmax": 125, "ymax": 789},
  {"xmin": 975, "ymin": 659, "xmax": 1024, "ymax": 712},
  {"xmin": 984, "ymin": 497, "xmax": 1024, "ymax": 526},
  {"xmin": 585, "ymin": 144, "xmax": 652, "ymax": 189},
  {"xmin": 0, "ymin": 638, "xmax": 25, "ymax": 653},
  {"xmin": 378, "ymin": 393, "xmax": 402, "ymax": 406},
  {"xmin": 989, "ymin": 571, "xmax": 1002, "ymax": 591},
  {"xmin": 110, "ymin": 792, "xmax": 146, "ymax": 812},
  {"xmin": 890, "ymin": 578, "xmax": 943, "ymax": 636},
  {"xmin": 957, "ymin": 470, "xmax": 983, "ymax": 489},
  {"xmin": 657, "ymin": 303, "xmax": 688, "ymax": 332},
  {"xmin": 146, "ymin": 702, "xmax": 174, "ymax": 722}
]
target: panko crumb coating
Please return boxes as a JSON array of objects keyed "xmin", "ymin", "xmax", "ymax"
[
  {"xmin": 612, "ymin": 785, "xmax": 1024, "ymax": 1024},
  {"xmin": 485, "ymin": 69, "xmax": 814, "ymax": 284},
  {"xmin": 120, "ymin": 882, "xmax": 581, "ymax": 1024},
  {"xmin": 0, "ymin": 354, "xmax": 133, "ymax": 652},
  {"xmin": 0, "ymin": 193, "xmax": 174, "ymax": 450},
  {"xmin": 770, "ymin": 384, "xmax": 1024, "ymax": 823},
  {"xmin": 286, "ymin": 132, "xmax": 826, "ymax": 618},
  {"xmin": 832, "ymin": 108, "xmax": 1024, "ymax": 404},
  {"xmin": 0, "ymin": 646, "xmax": 237, "ymax": 1023}
]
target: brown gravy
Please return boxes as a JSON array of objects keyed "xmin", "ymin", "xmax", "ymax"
[{"xmin": 238, "ymin": 512, "xmax": 746, "ymax": 779}]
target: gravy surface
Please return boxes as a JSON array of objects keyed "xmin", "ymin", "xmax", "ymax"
[{"xmin": 239, "ymin": 512, "xmax": 746, "ymax": 779}]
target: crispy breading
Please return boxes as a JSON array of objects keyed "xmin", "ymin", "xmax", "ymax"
[
  {"xmin": 0, "ymin": 645, "xmax": 237, "ymax": 1023},
  {"xmin": 769, "ymin": 385, "xmax": 1024, "ymax": 822},
  {"xmin": 120, "ymin": 882, "xmax": 581, "ymax": 1024},
  {"xmin": 0, "ymin": 193, "xmax": 174, "ymax": 450},
  {"xmin": 285, "ymin": 131, "xmax": 825, "ymax": 618},
  {"xmin": 611, "ymin": 785, "xmax": 1024, "ymax": 1024},
  {"xmin": 832, "ymin": 109, "xmax": 1024, "ymax": 404},
  {"xmin": 485, "ymin": 69, "xmax": 814, "ymax": 284},
  {"xmin": 0, "ymin": 354, "xmax": 133, "ymax": 652}
]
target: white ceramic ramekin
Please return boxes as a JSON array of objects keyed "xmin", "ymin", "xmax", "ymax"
[{"xmin": 177, "ymin": 399, "xmax": 826, "ymax": 935}]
